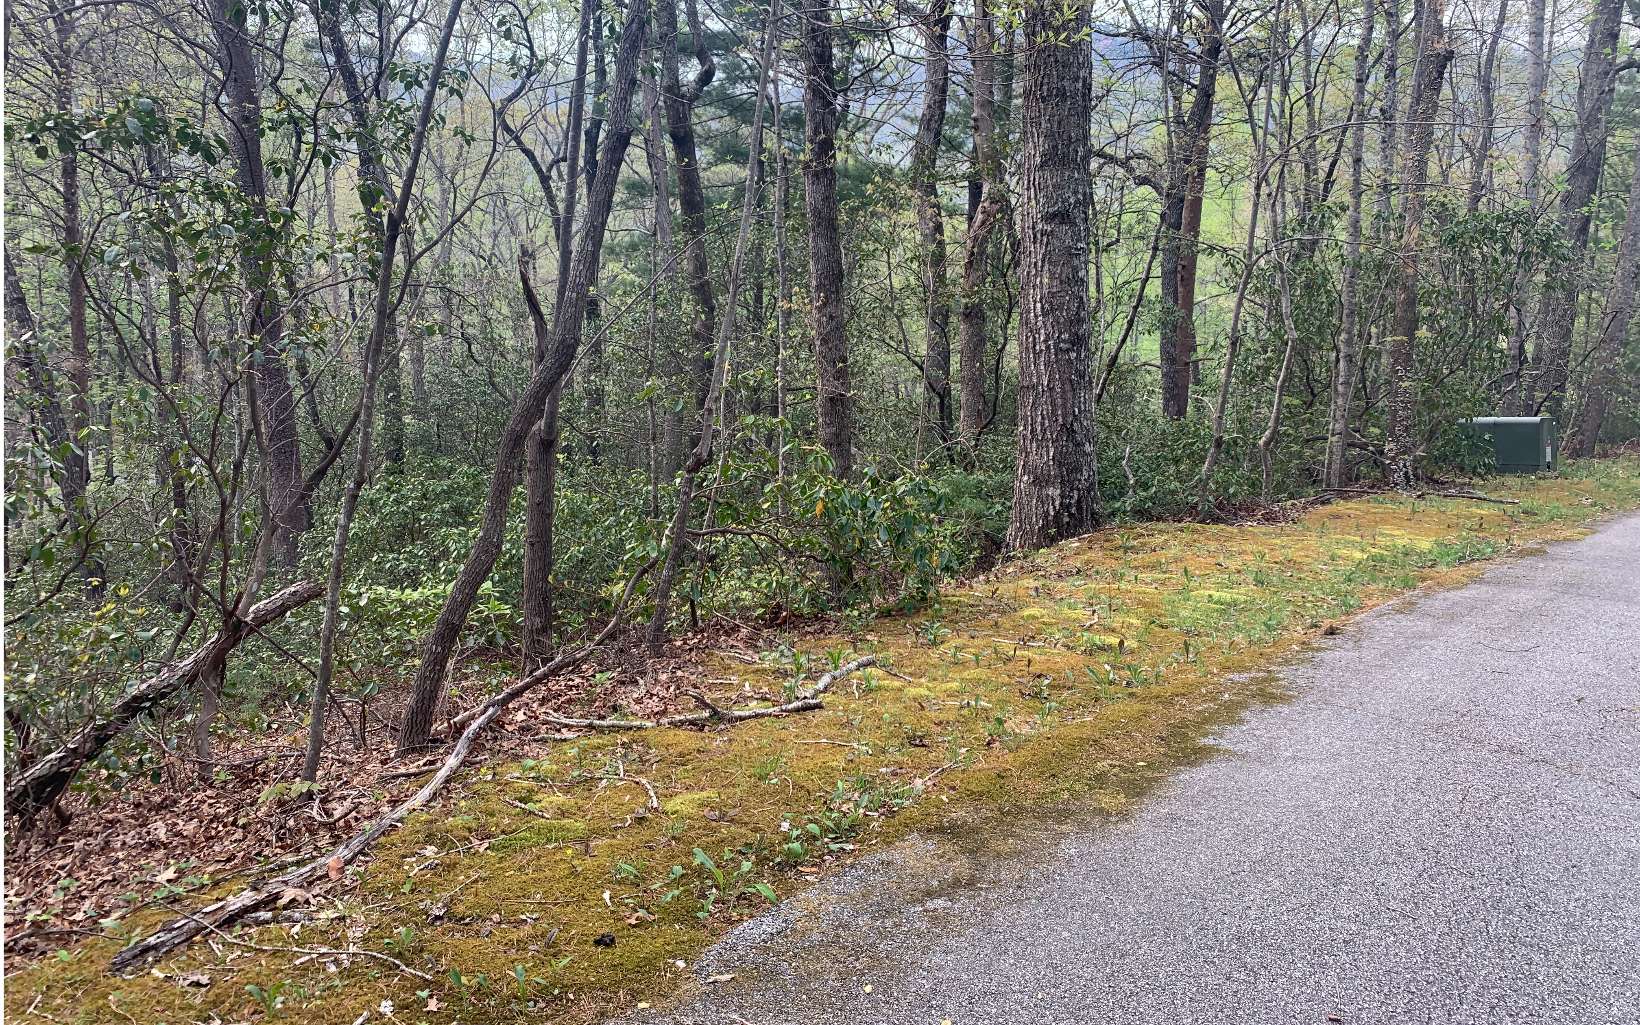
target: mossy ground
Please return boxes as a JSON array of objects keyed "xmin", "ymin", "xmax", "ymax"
[{"xmin": 10, "ymin": 460, "xmax": 1640, "ymax": 1025}]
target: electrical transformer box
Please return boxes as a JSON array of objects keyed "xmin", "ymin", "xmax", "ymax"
[{"xmin": 1462, "ymin": 416, "xmax": 1557, "ymax": 474}]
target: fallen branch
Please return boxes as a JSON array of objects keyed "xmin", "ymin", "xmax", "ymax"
[
  {"xmin": 168, "ymin": 905, "xmax": 432, "ymax": 980},
  {"xmin": 109, "ymin": 562, "xmax": 655, "ymax": 973},
  {"xmin": 536, "ymin": 655, "xmax": 878, "ymax": 734},
  {"xmin": 1415, "ymin": 489, "xmax": 1520, "ymax": 505},
  {"xmin": 1323, "ymin": 486, "xmax": 1519, "ymax": 506},
  {"xmin": 7, "ymin": 581, "xmax": 324, "ymax": 825}
]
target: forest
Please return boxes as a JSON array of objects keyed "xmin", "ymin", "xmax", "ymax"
[{"xmin": 4, "ymin": 0, "xmax": 1640, "ymax": 1011}]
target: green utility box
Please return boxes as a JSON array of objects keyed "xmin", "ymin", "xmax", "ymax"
[{"xmin": 1463, "ymin": 416, "xmax": 1558, "ymax": 473}]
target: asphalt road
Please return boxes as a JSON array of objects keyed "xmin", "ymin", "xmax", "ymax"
[{"xmin": 634, "ymin": 512, "xmax": 1640, "ymax": 1025}]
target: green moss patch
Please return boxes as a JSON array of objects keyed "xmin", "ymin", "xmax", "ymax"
[{"xmin": 11, "ymin": 461, "xmax": 1640, "ymax": 1025}]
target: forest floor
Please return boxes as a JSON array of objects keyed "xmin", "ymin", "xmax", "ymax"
[{"xmin": 7, "ymin": 459, "xmax": 1640, "ymax": 1025}]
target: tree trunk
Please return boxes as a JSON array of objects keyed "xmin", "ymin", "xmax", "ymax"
[
  {"xmin": 8, "ymin": 582, "xmax": 323, "ymax": 824},
  {"xmin": 1007, "ymin": 0, "xmax": 1100, "ymax": 551},
  {"xmin": 912, "ymin": 0, "xmax": 954, "ymax": 449},
  {"xmin": 1569, "ymin": 144, "xmax": 1640, "ymax": 456},
  {"xmin": 1464, "ymin": 0, "xmax": 1506, "ymax": 214},
  {"xmin": 208, "ymin": 0, "xmax": 306, "ymax": 564},
  {"xmin": 1323, "ymin": 0, "xmax": 1376, "ymax": 489},
  {"xmin": 519, "ymin": 0, "xmax": 596, "ymax": 669},
  {"xmin": 4, "ymin": 252, "xmax": 80, "ymax": 518},
  {"xmin": 1503, "ymin": 0, "xmax": 1549, "ymax": 412},
  {"xmin": 1529, "ymin": 0, "xmax": 1623, "ymax": 419},
  {"xmin": 772, "ymin": 70, "xmax": 792, "ymax": 503},
  {"xmin": 1158, "ymin": 0, "xmax": 1224, "ymax": 419},
  {"xmin": 957, "ymin": 0, "xmax": 1000, "ymax": 451},
  {"xmin": 647, "ymin": 0, "xmax": 780, "ymax": 653},
  {"xmin": 803, "ymin": 0, "xmax": 853, "ymax": 477},
  {"xmin": 397, "ymin": 0, "xmax": 649, "ymax": 751},
  {"xmin": 302, "ymin": 0, "xmax": 465, "ymax": 781},
  {"xmin": 657, "ymin": 0, "xmax": 718, "ymax": 402},
  {"xmin": 1375, "ymin": 0, "xmax": 1400, "ymax": 223},
  {"xmin": 1385, "ymin": 0, "xmax": 1453, "ymax": 489}
]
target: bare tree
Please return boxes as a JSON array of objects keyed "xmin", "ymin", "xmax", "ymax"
[{"xmin": 397, "ymin": 0, "xmax": 652, "ymax": 752}]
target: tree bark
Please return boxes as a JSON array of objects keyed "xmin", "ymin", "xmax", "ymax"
[
  {"xmin": 1385, "ymin": 0, "xmax": 1453, "ymax": 489},
  {"xmin": 912, "ymin": 0, "xmax": 954, "ymax": 449},
  {"xmin": 1529, "ymin": 0, "xmax": 1623, "ymax": 419},
  {"xmin": 1464, "ymin": 0, "xmax": 1506, "ymax": 215},
  {"xmin": 1007, "ymin": 0, "xmax": 1100, "ymax": 551},
  {"xmin": 657, "ymin": 0, "xmax": 718, "ymax": 401},
  {"xmin": 1375, "ymin": 0, "xmax": 1400, "ymax": 224},
  {"xmin": 647, "ymin": 0, "xmax": 780, "ymax": 652},
  {"xmin": 1323, "ymin": 0, "xmax": 1376, "ymax": 489},
  {"xmin": 1158, "ymin": 0, "xmax": 1224, "ymax": 419},
  {"xmin": 52, "ymin": 7, "xmax": 96, "ymax": 539},
  {"xmin": 1502, "ymin": 0, "xmax": 1549, "ymax": 412},
  {"xmin": 957, "ymin": 0, "xmax": 1001, "ymax": 450},
  {"xmin": 4, "ymin": 252, "xmax": 79, "ymax": 515},
  {"xmin": 301, "ymin": 0, "xmax": 464, "ymax": 782},
  {"xmin": 802, "ymin": 0, "xmax": 853, "ymax": 477},
  {"xmin": 1569, "ymin": 144, "xmax": 1640, "ymax": 456},
  {"xmin": 208, "ymin": 0, "xmax": 306, "ymax": 564},
  {"xmin": 521, "ymin": 0, "xmax": 596, "ymax": 670}
]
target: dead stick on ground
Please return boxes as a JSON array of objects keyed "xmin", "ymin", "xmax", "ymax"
[
  {"xmin": 164, "ymin": 905, "xmax": 432, "ymax": 980},
  {"xmin": 1324, "ymin": 486, "xmax": 1519, "ymax": 505},
  {"xmin": 1416, "ymin": 490, "xmax": 1520, "ymax": 505},
  {"xmin": 108, "ymin": 562, "xmax": 657, "ymax": 974},
  {"xmin": 537, "ymin": 656, "xmax": 878, "ymax": 734}
]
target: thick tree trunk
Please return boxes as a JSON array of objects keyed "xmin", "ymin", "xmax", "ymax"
[
  {"xmin": 1385, "ymin": 0, "xmax": 1453, "ymax": 489},
  {"xmin": 912, "ymin": 0, "xmax": 953, "ymax": 448},
  {"xmin": 800, "ymin": 0, "xmax": 852, "ymax": 478},
  {"xmin": 397, "ymin": 0, "xmax": 649, "ymax": 752},
  {"xmin": 803, "ymin": 0, "xmax": 853, "ymax": 477},
  {"xmin": 1503, "ymin": 0, "xmax": 1549, "ymax": 412},
  {"xmin": 1529, "ymin": 0, "xmax": 1623, "ymax": 419},
  {"xmin": 1323, "ymin": 0, "xmax": 1376, "ymax": 489},
  {"xmin": 1569, "ymin": 145, "xmax": 1640, "ymax": 456},
  {"xmin": 1007, "ymin": 0, "xmax": 1100, "ymax": 551}
]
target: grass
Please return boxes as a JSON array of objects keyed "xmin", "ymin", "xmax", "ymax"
[{"xmin": 9, "ymin": 459, "xmax": 1640, "ymax": 1025}]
